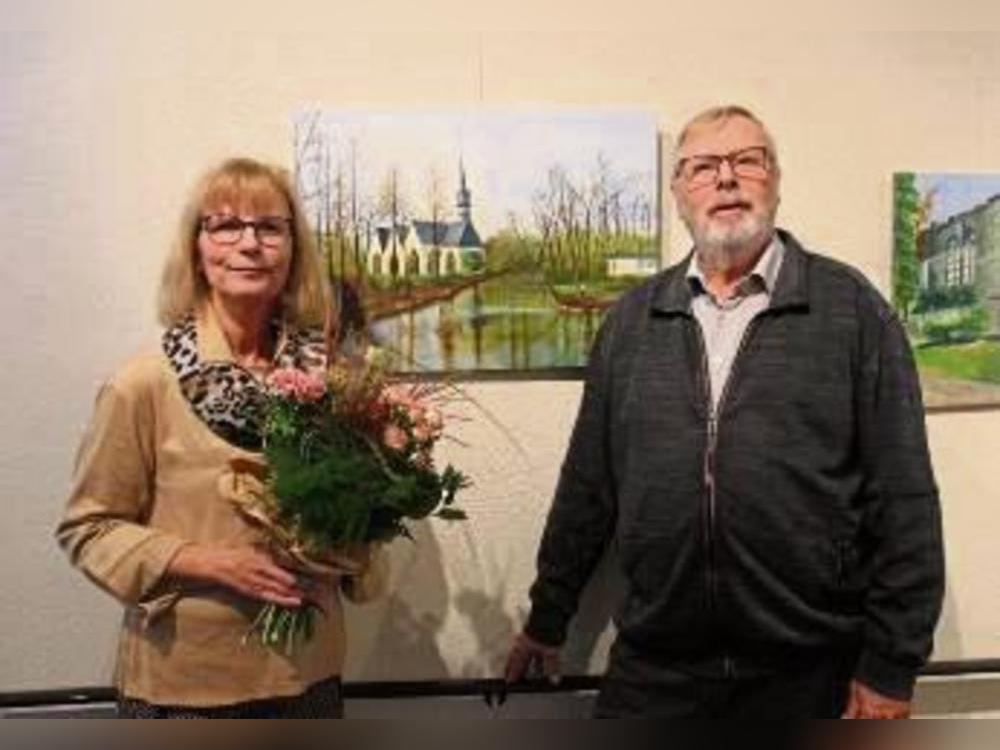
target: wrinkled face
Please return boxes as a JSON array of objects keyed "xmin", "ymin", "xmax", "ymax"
[
  {"xmin": 672, "ymin": 115, "xmax": 780, "ymax": 259},
  {"xmin": 196, "ymin": 191, "xmax": 293, "ymax": 312}
]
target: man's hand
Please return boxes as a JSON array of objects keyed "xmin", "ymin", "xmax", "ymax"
[
  {"xmin": 841, "ymin": 679, "xmax": 912, "ymax": 719},
  {"xmin": 504, "ymin": 631, "xmax": 562, "ymax": 685}
]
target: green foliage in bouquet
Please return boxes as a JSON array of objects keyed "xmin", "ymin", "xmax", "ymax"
[
  {"xmin": 261, "ymin": 372, "xmax": 468, "ymax": 550},
  {"xmin": 240, "ymin": 364, "xmax": 469, "ymax": 654}
]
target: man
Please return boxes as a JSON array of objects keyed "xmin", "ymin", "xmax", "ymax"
[{"xmin": 505, "ymin": 105, "xmax": 944, "ymax": 718}]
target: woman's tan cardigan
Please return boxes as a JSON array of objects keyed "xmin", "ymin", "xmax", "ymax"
[{"xmin": 56, "ymin": 306, "xmax": 386, "ymax": 706}]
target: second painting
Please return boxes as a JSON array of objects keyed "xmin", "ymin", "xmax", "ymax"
[
  {"xmin": 893, "ymin": 172, "xmax": 1000, "ymax": 411},
  {"xmin": 294, "ymin": 110, "xmax": 662, "ymax": 376}
]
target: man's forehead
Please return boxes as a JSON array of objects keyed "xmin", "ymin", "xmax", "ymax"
[{"xmin": 678, "ymin": 116, "xmax": 768, "ymax": 155}]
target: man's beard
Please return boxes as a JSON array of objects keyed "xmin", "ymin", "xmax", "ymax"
[{"xmin": 683, "ymin": 207, "xmax": 775, "ymax": 272}]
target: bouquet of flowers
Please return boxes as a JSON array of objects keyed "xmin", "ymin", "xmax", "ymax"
[{"xmin": 225, "ymin": 349, "xmax": 468, "ymax": 654}]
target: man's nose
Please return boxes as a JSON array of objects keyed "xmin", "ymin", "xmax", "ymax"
[{"xmin": 715, "ymin": 158, "xmax": 738, "ymax": 187}]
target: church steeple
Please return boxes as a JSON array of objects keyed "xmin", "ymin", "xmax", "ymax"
[{"xmin": 456, "ymin": 158, "xmax": 471, "ymax": 223}]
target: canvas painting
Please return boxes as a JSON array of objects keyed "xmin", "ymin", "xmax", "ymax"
[
  {"xmin": 893, "ymin": 172, "xmax": 1000, "ymax": 410},
  {"xmin": 293, "ymin": 110, "xmax": 661, "ymax": 376}
]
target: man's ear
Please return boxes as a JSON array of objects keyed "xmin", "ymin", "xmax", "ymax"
[{"xmin": 669, "ymin": 176, "xmax": 682, "ymax": 201}]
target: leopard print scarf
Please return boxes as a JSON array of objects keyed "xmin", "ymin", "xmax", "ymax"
[{"xmin": 162, "ymin": 314, "xmax": 326, "ymax": 450}]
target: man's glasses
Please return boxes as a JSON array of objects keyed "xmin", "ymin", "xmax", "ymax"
[
  {"xmin": 200, "ymin": 215, "xmax": 292, "ymax": 247},
  {"xmin": 675, "ymin": 146, "xmax": 772, "ymax": 189}
]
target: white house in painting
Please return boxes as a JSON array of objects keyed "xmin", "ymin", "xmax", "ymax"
[
  {"xmin": 367, "ymin": 162, "xmax": 485, "ymax": 278},
  {"xmin": 606, "ymin": 253, "xmax": 658, "ymax": 278}
]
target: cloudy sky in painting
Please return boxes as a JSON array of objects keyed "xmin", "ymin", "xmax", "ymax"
[
  {"xmin": 915, "ymin": 173, "xmax": 1000, "ymax": 225},
  {"xmin": 294, "ymin": 109, "xmax": 659, "ymax": 238}
]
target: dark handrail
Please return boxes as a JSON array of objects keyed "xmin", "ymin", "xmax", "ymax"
[{"xmin": 3, "ymin": 660, "xmax": 1000, "ymax": 709}]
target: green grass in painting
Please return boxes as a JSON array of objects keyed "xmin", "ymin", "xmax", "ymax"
[
  {"xmin": 551, "ymin": 278, "xmax": 640, "ymax": 297},
  {"xmin": 915, "ymin": 340, "xmax": 1000, "ymax": 384}
]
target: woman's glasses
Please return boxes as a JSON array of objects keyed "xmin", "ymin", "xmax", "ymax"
[{"xmin": 200, "ymin": 215, "xmax": 292, "ymax": 247}]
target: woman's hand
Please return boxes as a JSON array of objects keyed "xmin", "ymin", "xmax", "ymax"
[{"xmin": 168, "ymin": 544, "xmax": 306, "ymax": 607}]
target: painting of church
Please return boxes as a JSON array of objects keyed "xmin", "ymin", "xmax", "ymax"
[
  {"xmin": 366, "ymin": 162, "xmax": 485, "ymax": 279},
  {"xmin": 293, "ymin": 108, "xmax": 660, "ymax": 376}
]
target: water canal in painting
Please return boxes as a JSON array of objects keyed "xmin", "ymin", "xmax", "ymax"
[{"xmin": 371, "ymin": 274, "xmax": 603, "ymax": 374}]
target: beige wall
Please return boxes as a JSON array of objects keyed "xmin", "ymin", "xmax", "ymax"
[{"xmin": 2, "ymin": 2, "xmax": 999, "ymax": 694}]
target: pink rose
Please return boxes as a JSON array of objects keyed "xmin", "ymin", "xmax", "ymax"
[
  {"xmin": 405, "ymin": 403, "xmax": 426, "ymax": 424},
  {"xmin": 266, "ymin": 367, "xmax": 327, "ymax": 402},
  {"xmin": 383, "ymin": 424, "xmax": 408, "ymax": 451},
  {"xmin": 383, "ymin": 385, "xmax": 410, "ymax": 405}
]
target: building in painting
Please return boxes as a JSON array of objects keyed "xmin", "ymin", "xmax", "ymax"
[
  {"xmin": 367, "ymin": 161, "xmax": 485, "ymax": 279},
  {"xmin": 917, "ymin": 193, "xmax": 1000, "ymax": 334},
  {"xmin": 605, "ymin": 253, "xmax": 659, "ymax": 278}
]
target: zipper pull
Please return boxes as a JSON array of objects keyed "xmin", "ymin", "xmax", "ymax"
[
  {"xmin": 723, "ymin": 656, "xmax": 736, "ymax": 679},
  {"xmin": 705, "ymin": 411, "xmax": 718, "ymax": 484}
]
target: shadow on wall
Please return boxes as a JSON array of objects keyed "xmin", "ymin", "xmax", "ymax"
[
  {"xmin": 451, "ymin": 534, "xmax": 622, "ymax": 679},
  {"xmin": 454, "ymin": 586, "xmax": 518, "ymax": 678},
  {"xmin": 344, "ymin": 519, "xmax": 449, "ymax": 680},
  {"xmin": 931, "ymin": 569, "xmax": 962, "ymax": 661},
  {"xmin": 450, "ymin": 522, "xmax": 532, "ymax": 678},
  {"xmin": 561, "ymin": 548, "xmax": 622, "ymax": 674},
  {"xmin": 344, "ymin": 522, "xmax": 624, "ymax": 681},
  {"xmin": 460, "ymin": 546, "xmax": 621, "ymax": 679}
]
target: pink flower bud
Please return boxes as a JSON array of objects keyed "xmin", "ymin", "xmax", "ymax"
[
  {"xmin": 383, "ymin": 424, "xmax": 408, "ymax": 451},
  {"xmin": 424, "ymin": 408, "xmax": 443, "ymax": 433}
]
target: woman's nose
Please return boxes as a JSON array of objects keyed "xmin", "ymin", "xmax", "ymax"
[{"xmin": 236, "ymin": 223, "xmax": 262, "ymax": 250}]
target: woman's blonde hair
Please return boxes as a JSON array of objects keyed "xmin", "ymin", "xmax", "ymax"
[{"xmin": 157, "ymin": 157, "xmax": 330, "ymax": 327}]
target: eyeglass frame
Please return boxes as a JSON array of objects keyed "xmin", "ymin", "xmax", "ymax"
[
  {"xmin": 673, "ymin": 146, "xmax": 774, "ymax": 189},
  {"xmin": 199, "ymin": 214, "xmax": 293, "ymax": 247}
]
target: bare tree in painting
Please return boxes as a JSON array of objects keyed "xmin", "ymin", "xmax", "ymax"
[
  {"xmin": 294, "ymin": 111, "xmax": 330, "ymax": 268},
  {"xmin": 356, "ymin": 193, "xmax": 378, "ymax": 280},
  {"xmin": 529, "ymin": 155, "xmax": 654, "ymax": 285},
  {"xmin": 532, "ymin": 186, "xmax": 555, "ymax": 272},
  {"xmin": 330, "ymin": 156, "xmax": 350, "ymax": 281},
  {"xmin": 329, "ymin": 133, "xmax": 369, "ymax": 283},
  {"xmin": 376, "ymin": 167, "xmax": 409, "ymax": 281},
  {"xmin": 424, "ymin": 164, "xmax": 447, "ymax": 277},
  {"xmin": 348, "ymin": 137, "xmax": 363, "ymax": 282}
]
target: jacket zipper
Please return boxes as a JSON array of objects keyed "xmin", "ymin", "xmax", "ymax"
[
  {"xmin": 692, "ymin": 322, "xmax": 716, "ymax": 623},
  {"xmin": 693, "ymin": 312, "xmax": 765, "ymax": 681}
]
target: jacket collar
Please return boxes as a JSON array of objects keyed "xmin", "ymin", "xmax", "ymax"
[{"xmin": 650, "ymin": 228, "xmax": 810, "ymax": 315}]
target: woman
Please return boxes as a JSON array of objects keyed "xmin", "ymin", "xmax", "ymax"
[{"xmin": 57, "ymin": 157, "xmax": 386, "ymax": 718}]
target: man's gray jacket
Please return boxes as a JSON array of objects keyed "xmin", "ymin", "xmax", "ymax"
[{"xmin": 525, "ymin": 230, "xmax": 944, "ymax": 700}]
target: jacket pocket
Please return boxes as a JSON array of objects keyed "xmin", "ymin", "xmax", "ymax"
[{"xmin": 833, "ymin": 539, "xmax": 863, "ymax": 614}]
